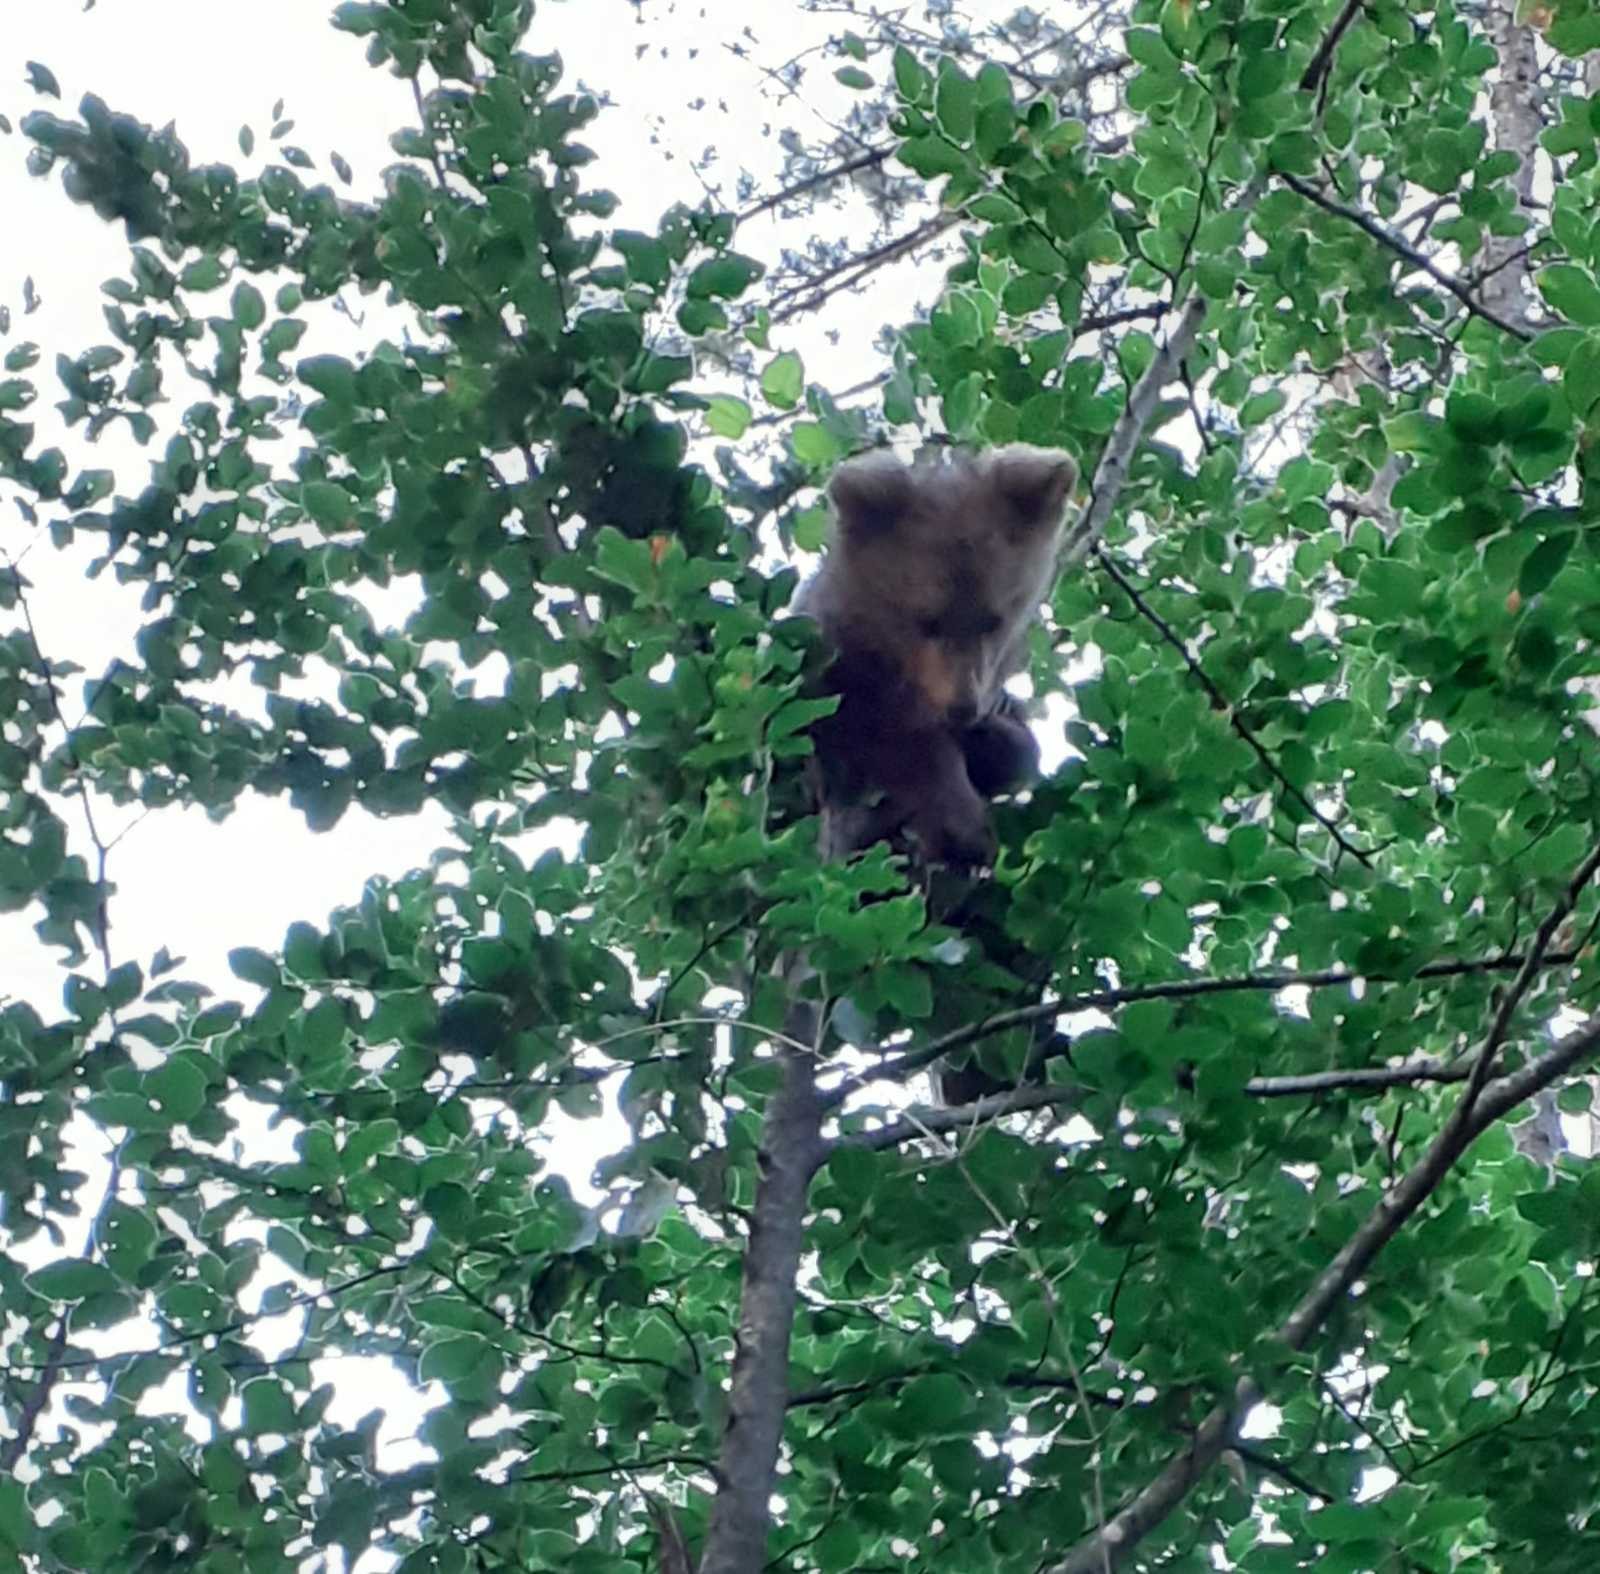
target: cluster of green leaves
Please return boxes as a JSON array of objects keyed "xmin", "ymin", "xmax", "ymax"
[{"xmin": 6, "ymin": 0, "xmax": 1600, "ymax": 1571}]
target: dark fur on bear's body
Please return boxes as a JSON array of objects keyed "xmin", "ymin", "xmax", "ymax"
[{"xmin": 792, "ymin": 444, "xmax": 1077, "ymax": 868}]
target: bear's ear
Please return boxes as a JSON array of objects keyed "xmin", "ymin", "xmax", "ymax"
[
  {"xmin": 828, "ymin": 450, "xmax": 915, "ymax": 538},
  {"xmin": 986, "ymin": 445, "xmax": 1078, "ymax": 532}
]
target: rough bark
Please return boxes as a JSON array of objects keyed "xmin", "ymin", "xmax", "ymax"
[
  {"xmin": 698, "ymin": 996, "xmax": 825, "ymax": 1574},
  {"xmin": 1480, "ymin": 0, "xmax": 1540, "ymax": 331},
  {"xmin": 1481, "ymin": 0, "xmax": 1568, "ymax": 1160}
]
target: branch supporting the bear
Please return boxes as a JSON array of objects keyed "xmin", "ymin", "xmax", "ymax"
[
  {"xmin": 698, "ymin": 987, "xmax": 826, "ymax": 1574},
  {"xmin": 1044, "ymin": 1007, "xmax": 1600, "ymax": 1572}
]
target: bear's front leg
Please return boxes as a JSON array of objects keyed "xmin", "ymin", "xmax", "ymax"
[{"xmin": 960, "ymin": 694, "xmax": 1040, "ymax": 798}]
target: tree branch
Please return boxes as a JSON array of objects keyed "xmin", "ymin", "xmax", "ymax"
[
  {"xmin": 1244, "ymin": 1054, "xmax": 1471, "ymax": 1097},
  {"xmin": 1481, "ymin": 0, "xmax": 1540, "ymax": 331},
  {"xmin": 1279, "ymin": 172, "xmax": 1534, "ymax": 342},
  {"xmin": 737, "ymin": 145, "xmax": 894, "ymax": 225},
  {"xmin": 820, "ymin": 946, "xmax": 1581, "ymax": 1108},
  {"xmin": 1298, "ymin": 0, "xmax": 1364, "ymax": 108},
  {"xmin": 1046, "ymin": 996, "xmax": 1600, "ymax": 1571},
  {"xmin": 699, "ymin": 985, "xmax": 827, "ymax": 1574},
  {"xmin": 1455, "ymin": 840, "xmax": 1600, "ymax": 1114},
  {"xmin": 767, "ymin": 212, "xmax": 959, "ymax": 324},
  {"xmin": 839, "ymin": 1083, "xmax": 1076, "ymax": 1152},
  {"xmin": 831, "ymin": 1050, "xmax": 1491, "ymax": 1156},
  {"xmin": 1061, "ymin": 289, "xmax": 1208, "ymax": 567}
]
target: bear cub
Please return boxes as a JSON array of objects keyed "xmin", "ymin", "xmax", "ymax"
[{"xmin": 792, "ymin": 444, "xmax": 1077, "ymax": 867}]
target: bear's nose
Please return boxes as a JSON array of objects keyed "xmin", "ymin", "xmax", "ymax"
[{"xmin": 948, "ymin": 699, "xmax": 979, "ymax": 727}]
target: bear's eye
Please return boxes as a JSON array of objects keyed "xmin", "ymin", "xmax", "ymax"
[
  {"xmin": 917, "ymin": 614, "xmax": 944, "ymax": 639},
  {"xmin": 973, "ymin": 613, "xmax": 1003, "ymax": 637}
]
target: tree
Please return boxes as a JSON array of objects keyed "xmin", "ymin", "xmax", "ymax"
[{"xmin": 4, "ymin": 0, "xmax": 1600, "ymax": 1570}]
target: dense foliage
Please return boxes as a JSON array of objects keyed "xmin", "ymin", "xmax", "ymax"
[{"xmin": 5, "ymin": 0, "xmax": 1600, "ymax": 1570}]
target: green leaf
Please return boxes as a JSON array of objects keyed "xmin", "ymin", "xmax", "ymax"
[
  {"xmin": 229, "ymin": 947, "xmax": 280, "ymax": 988},
  {"xmin": 791, "ymin": 422, "xmax": 843, "ymax": 466},
  {"xmin": 897, "ymin": 136, "xmax": 969, "ymax": 179},
  {"xmin": 1125, "ymin": 28, "xmax": 1181, "ymax": 72},
  {"xmin": 629, "ymin": 353, "xmax": 693, "ymax": 394},
  {"xmin": 0, "ymin": 1477, "xmax": 29, "ymax": 1551},
  {"xmin": 148, "ymin": 1054, "xmax": 208, "ymax": 1124},
  {"xmin": 296, "ymin": 355, "xmax": 358, "ymax": 404},
  {"xmin": 180, "ymin": 256, "xmax": 227, "ymax": 291},
  {"xmin": 241, "ymin": 1377, "xmax": 296, "ymax": 1434},
  {"xmin": 1519, "ymin": 532, "xmax": 1574, "ymax": 597},
  {"xmin": 975, "ymin": 101, "xmax": 1015, "ymax": 162},
  {"xmin": 1238, "ymin": 51, "xmax": 1288, "ymax": 99},
  {"xmin": 1562, "ymin": 334, "xmax": 1600, "ymax": 417},
  {"xmin": 687, "ymin": 254, "xmax": 763, "ymax": 299},
  {"xmin": 792, "ymin": 503, "xmax": 830, "ymax": 551},
  {"xmin": 25, "ymin": 62, "xmax": 61, "ymax": 98},
  {"xmin": 592, "ymin": 526, "xmax": 657, "ymax": 594},
  {"xmin": 419, "ymin": 1333, "xmax": 492, "ymax": 1382},
  {"xmin": 935, "ymin": 61, "xmax": 976, "ymax": 143},
  {"xmin": 896, "ymin": 1373, "xmax": 972, "ymax": 1431},
  {"xmin": 893, "ymin": 46, "xmax": 930, "ymax": 102},
  {"xmin": 834, "ymin": 66, "xmax": 873, "ymax": 91},
  {"xmin": 1538, "ymin": 264, "xmax": 1600, "ymax": 326},
  {"xmin": 1239, "ymin": 388, "xmax": 1287, "ymax": 428},
  {"xmin": 27, "ymin": 1258, "xmax": 117, "ymax": 1300},
  {"xmin": 760, "ymin": 350, "xmax": 804, "ymax": 410},
  {"xmin": 232, "ymin": 282, "xmax": 266, "ymax": 330},
  {"xmin": 705, "ymin": 395, "xmax": 751, "ymax": 439}
]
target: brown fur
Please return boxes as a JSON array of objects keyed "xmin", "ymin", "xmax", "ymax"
[{"xmin": 793, "ymin": 444, "xmax": 1077, "ymax": 867}]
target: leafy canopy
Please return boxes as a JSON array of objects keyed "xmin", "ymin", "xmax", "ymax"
[{"xmin": 4, "ymin": 0, "xmax": 1600, "ymax": 1571}]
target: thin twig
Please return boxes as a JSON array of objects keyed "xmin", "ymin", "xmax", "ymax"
[
  {"xmin": 1454, "ymin": 841, "xmax": 1600, "ymax": 1114},
  {"xmin": 747, "ymin": 372, "xmax": 887, "ymax": 429},
  {"xmin": 0, "ymin": 1320, "xmax": 67, "ymax": 1473},
  {"xmin": 767, "ymin": 212, "xmax": 959, "ymax": 324},
  {"xmin": 843, "ymin": 1083, "xmax": 1076, "ymax": 1151},
  {"xmin": 1233, "ymin": 1443, "xmax": 1329, "ymax": 1503},
  {"xmin": 737, "ymin": 146, "xmax": 894, "ymax": 225},
  {"xmin": 1092, "ymin": 546, "xmax": 1375, "ymax": 866},
  {"xmin": 1298, "ymin": 0, "xmax": 1365, "ymax": 107},
  {"xmin": 1078, "ymin": 301, "xmax": 1170, "ymax": 335}
]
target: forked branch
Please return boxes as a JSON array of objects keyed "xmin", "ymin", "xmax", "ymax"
[{"xmin": 1047, "ymin": 958, "xmax": 1600, "ymax": 1571}]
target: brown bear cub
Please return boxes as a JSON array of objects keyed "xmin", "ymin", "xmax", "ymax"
[{"xmin": 792, "ymin": 444, "xmax": 1077, "ymax": 868}]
